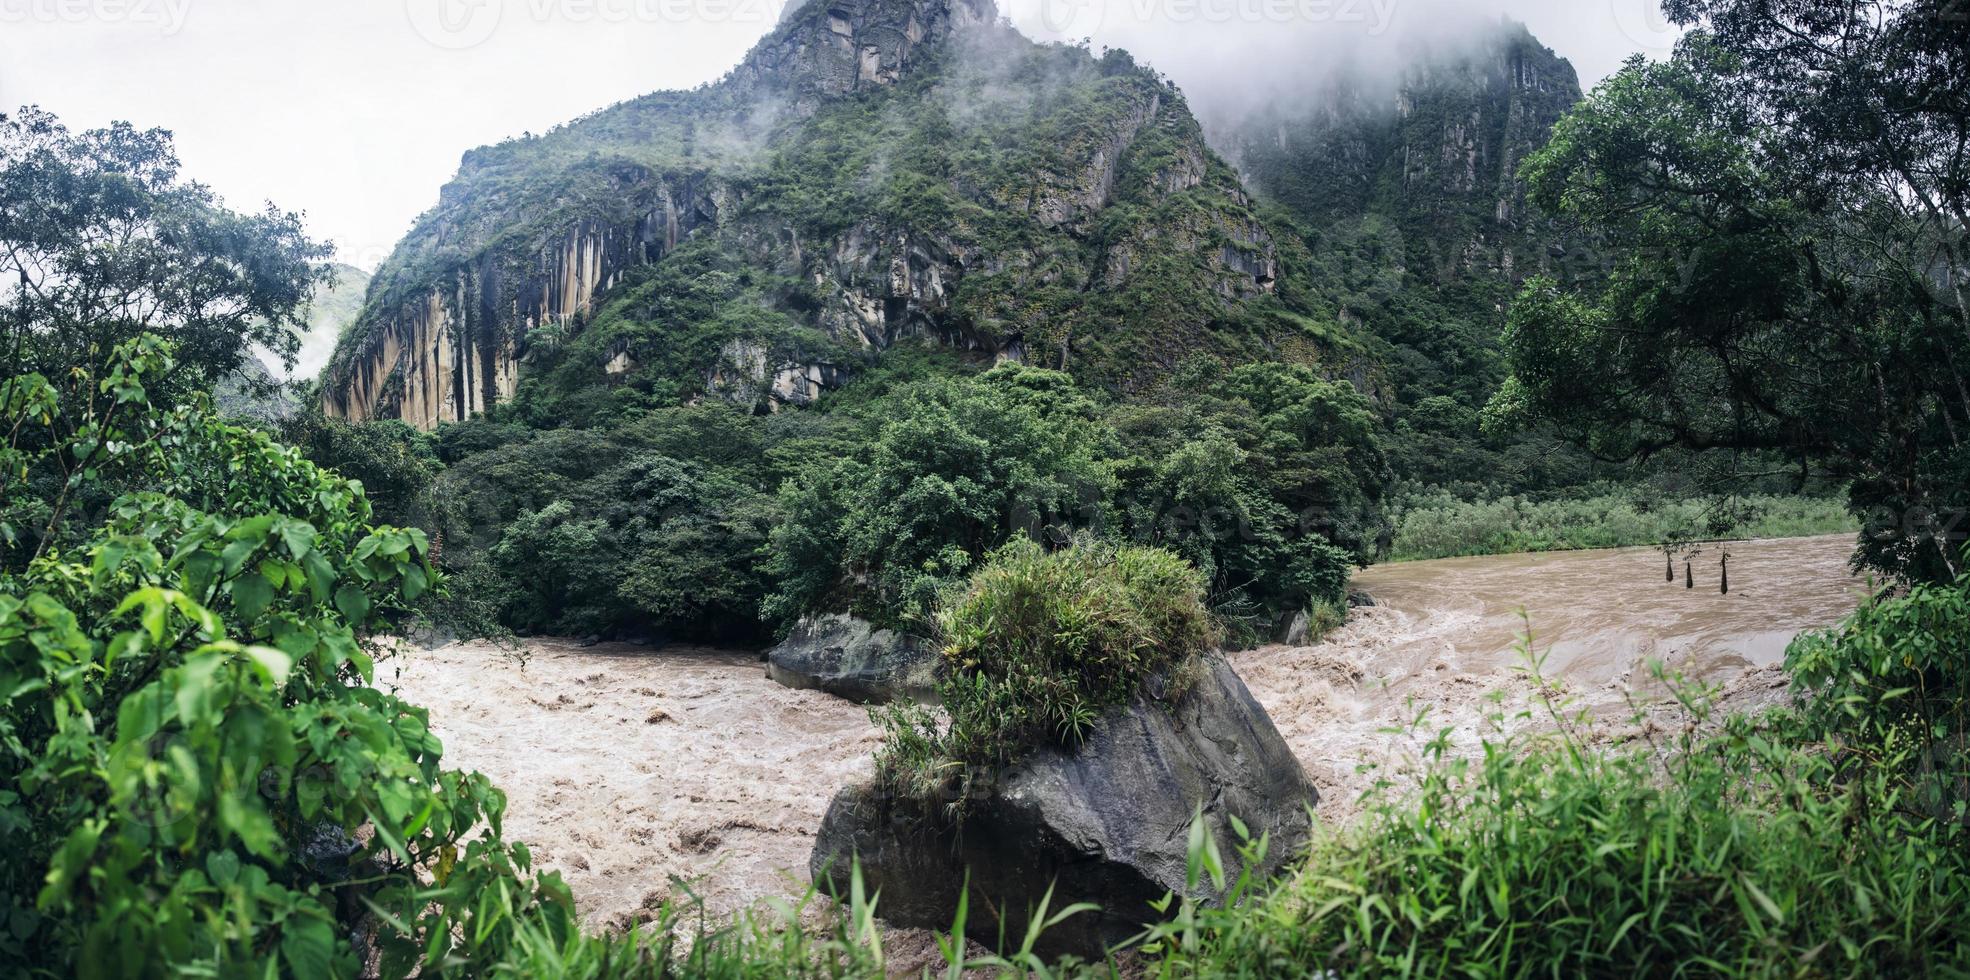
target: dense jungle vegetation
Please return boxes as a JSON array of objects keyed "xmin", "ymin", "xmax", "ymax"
[{"xmin": 3, "ymin": 0, "xmax": 1967, "ymax": 975}]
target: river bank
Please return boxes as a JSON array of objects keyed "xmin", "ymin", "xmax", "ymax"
[{"xmin": 1387, "ymin": 492, "xmax": 1854, "ymax": 561}]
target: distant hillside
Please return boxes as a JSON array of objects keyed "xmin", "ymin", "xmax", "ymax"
[
  {"xmin": 285, "ymin": 263, "xmax": 371, "ymax": 379},
  {"xmin": 219, "ymin": 262, "xmax": 372, "ymax": 421},
  {"xmin": 238, "ymin": 262, "xmax": 372, "ymax": 381}
]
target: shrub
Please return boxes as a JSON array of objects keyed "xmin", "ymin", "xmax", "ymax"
[
  {"xmin": 874, "ymin": 538, "xmax": 1215, "ymax": 804},
  {"xmin": 1786, "ymin": 560, "xmax": 1970, "ymax": 825},
  {"xmin": 0, "ymin": 338, "xmax": 575, "ymax": 976}
]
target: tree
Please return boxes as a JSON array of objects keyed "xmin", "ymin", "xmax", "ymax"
[
  {"xmin": 0, "ymin": 107, "xmax": 330, "ymax": 564},
  {"xmin": 1110, "ymin": 363, "xmax": 1388, "ymax": 635},
  {"xmin": 766, "ymin": 365, "xmax": 1118, "ymax": 626},
  {"xmin": 1493, "ymin": 1, "xmax": 1970, "ymax": 582},
  {"xmin": 426, "ymin": 405, "xmax": 785, "ymax": 641},
  {"xmin": 281, "ymin": 410, "xmax": 442, "ymax": 531}
]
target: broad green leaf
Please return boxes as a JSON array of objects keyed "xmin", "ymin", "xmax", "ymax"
[
  {"xmin": 206, "ymin": 849, "xmax": 240, "ymax": 887},
  {"xmin": 232, "ymin": 573, "xmax": 274, "ymax": 621},
  {"xmin": 333, "ymin": 584, "xmax": 370, "ymax": 626},
  {"xmin": 280, "ymin": 915, "xmax": 337, "ymax": 980},
  {"xmin": 401, "ymin": 564, "xmax": 428, "ymax": 602},
  {"xmin": 243, "ymin": 645, "xmax": 294, "ymax": 686}
]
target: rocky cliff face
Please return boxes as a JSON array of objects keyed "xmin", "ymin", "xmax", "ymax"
[
  {"xmin": 1223, "ymin": 20, "xmax": 1583, "ymax": 288},
  {"xmin": 323, "ymin": 172, "xmax": 723, "ymax": 426},
  {"xmin": 322, "ymin": 0, "xmax": 1336, "ymax": 429}
]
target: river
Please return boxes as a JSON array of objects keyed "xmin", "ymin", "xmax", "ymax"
[
  {"xmin": 388, "ymin": 533, "xmax": 1866, "ymax": 932},
  {"xmin": 1228, "ymin": 533, "xmax": 1867, "ymax": 821}
]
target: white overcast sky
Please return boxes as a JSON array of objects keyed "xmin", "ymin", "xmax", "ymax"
[{"xmin": 0, "ymin": 0, "xmax": 1681, "ymax": 269}]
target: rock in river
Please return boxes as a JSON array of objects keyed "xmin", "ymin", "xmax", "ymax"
[
  {"xmin": 809, "ymin": 654, "xmax": 1316, "ymax": 959},
  {"xmin": 765, "ymin": 614, "xmax": 941, "ymax": 704}
]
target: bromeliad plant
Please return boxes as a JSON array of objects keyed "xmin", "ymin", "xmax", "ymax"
[{"xmin": 0, "ymin": 337, "xmax": 577, "ymax": 977}]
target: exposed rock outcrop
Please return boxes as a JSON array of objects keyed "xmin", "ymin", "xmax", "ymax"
[
  {"xmin": 1275, "ymin": 608, "xmax": 1313, "ymax": 647},
  {"xmin": 323, "ymin": 175, "xmax": 724, "ymax": 428},
  {"xmin": 765, "ymin": 614, "xmax": 940, "ymax": 703},
  {"xmin": 809, "ymin": 654, "xmax": 1316, "ymax": 959},
  {"xmin": 321, "ymin": 0, "xmax": 1334, "ymax": 429},
  {"xmin": 733, "ymin": 0, "xmax": 995, "ymax": 108}
]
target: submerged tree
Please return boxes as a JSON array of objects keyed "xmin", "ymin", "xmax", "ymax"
[{"xmin": 1492, "ymin": 0, "xmax": 1970, "ymax": 582}]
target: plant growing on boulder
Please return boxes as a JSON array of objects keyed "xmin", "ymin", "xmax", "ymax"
[
  {"xmin": 873, "ymin": 537, "xmax": 1216, "ymax": 803},
  {"xmin": 824, "ymin": 537, "xmax": 1313, "ymax": 958}
]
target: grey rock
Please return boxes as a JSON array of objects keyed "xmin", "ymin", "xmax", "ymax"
[
  {"xmin": 1276, "ymin": 608, "xmax": 1311, "ymax": 646},
  {"xmin": 1347, "ymin": 589, "xmax": 1376, "ymax": 608},
  {"xmin": 810, "ymin": 654, "xmax": 1316, "ymax": 960},
  {"xmin": 766, "ymin": 614, "xmax": 941, "ymax": 704}
]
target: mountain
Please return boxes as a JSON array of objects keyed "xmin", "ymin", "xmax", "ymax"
[
  {"xmin": 322, "ymin": 0, "xmax": 1359, "ymax": 430},
  {"xmin": 1222, "ymin": 20, "xmax": 1581, "ymax": 292},
  {"xmin": 1212, "ymin": 20, "xmax": 1592, "ymax": 492},
  {"xmin": 280, "ymin": 262, "xmax": 372, "ymax": 380},
  {"xmin": 217, "ymin": 262, "xmax": 373, "ymax": 421}
]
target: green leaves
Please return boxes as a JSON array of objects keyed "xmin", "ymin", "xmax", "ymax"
[
  {"xmin": 1502, "ymin": 20, "xmax": 1970, "ymax": 586},
  {"xmin": 280, "ymin": 915, "xmax": 338, "ymax": 980},
  {"xmin": 231, "ymin": 572, "xmax": 275, "ymax": 621},
  {"xmin": 0, "ymin": 360, "xmax": 547, "ymax": 978},
  {"xmin": 769, "ymin": 365, "xmax": 1120, "ymax": 627},
  {"xmin": 115, "ymin": 587, "xmax": 222, "ymax": 646}
]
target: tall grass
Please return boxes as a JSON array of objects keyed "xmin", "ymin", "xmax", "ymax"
[
  {"xmin": 874, "ymin": 537, "xmax": 1216, "ymax": 805},
  {"xmin": 1135, "ymin": 637, "xmax": 1970, "ymax": 978},
  {"xmin": 1389, "ymin": 492, "xmax": 1853, "ymax": 561}
]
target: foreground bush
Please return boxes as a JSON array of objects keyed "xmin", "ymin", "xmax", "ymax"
[
  {"xmin": 874, "ymin": 538, "xmax": 1216, "ymax": 802},
  {"xmin": 0, "ymin": 341, "xmax": 579, "ymax": 975},
  {"xmin": 1787, "ymin": 566, "xmax": 1970, "ymax": 827}
]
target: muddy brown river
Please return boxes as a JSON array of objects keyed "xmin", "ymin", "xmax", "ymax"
[{"xmin": 388, "ymin": 533, "xmax": 1867, "ymax": 932}]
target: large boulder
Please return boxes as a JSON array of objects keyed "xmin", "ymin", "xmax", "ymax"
[
  {"xmin": 765, "ymin": 614, "xmax": 941, "ymax": 704},
  {"xmin": 809, "ymin": 654, "xmax": 1316, "ymax": 960}
]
